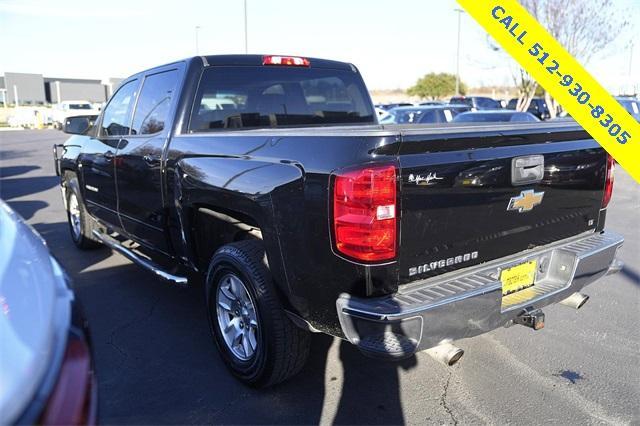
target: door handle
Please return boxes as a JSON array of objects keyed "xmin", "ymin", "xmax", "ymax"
[
  {"xmin": 511, "ymin": 155, "xmax": 544, "ymax": 185},
  {"xmin": 143, "ymin": 155, "xmax": 160, "ymax": 166}
]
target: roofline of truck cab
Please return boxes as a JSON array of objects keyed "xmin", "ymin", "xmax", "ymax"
[
  {"xmin": 198, "ymin": 54, "xmax": 356, "ymax": 71},
  {"xmin": 121, "ymin": 55, "xmax": 358, "ymax": 84}
]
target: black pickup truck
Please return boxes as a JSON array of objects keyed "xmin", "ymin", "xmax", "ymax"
[{"xmin": 55, "ymin": 54, "xmax": 623, "ymax": 387}]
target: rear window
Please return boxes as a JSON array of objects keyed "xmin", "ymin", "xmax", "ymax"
[{"xmin": 189, "ymin": 66, "xmax": 375, "ymax": 132}]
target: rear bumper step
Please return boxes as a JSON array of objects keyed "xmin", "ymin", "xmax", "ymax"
[
  {"xmin": 92, "ymin": 230, "xmax": 188, "ymax": 286},
  {"xmin": 336, "ymin": 231, "xmax": 623, "ymax": 359}
]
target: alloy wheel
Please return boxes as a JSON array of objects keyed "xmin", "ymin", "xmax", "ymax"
[
  {"xmin": 68, "ymin": 193, "xmax": 81, "ymax": 240},
  {"xmin": 215, "ymin": 273, "xmax": 259, "ymax": 361}
]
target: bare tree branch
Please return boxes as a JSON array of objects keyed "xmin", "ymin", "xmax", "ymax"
[{"xmin": 490, "ymin": 0, "xmax": 630, "ymax": 116}]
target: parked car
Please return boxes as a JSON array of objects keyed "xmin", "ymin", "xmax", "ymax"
[
  {"xmin": 615, "ymin": 96, "xmax": 640, "ymax": 122},
  {"xmin": 56, "ymin": 54, "xmax": 623, "ymax": 388},
  {"xmin": 453, "ymin": 110, "xmax": 540, "ymax": 123},
  {"xmin": 0, "ymin": 201, "xmax": 96, "ymax": 425},
  {"xmin": 374, "ymin": 107, "xmax": 391, "ymax": 121},
  {"xmin": 446, "ymin": 103, "xmax": 474, "ymax": 116},
  {"xmin": 52, "ymin": 101, "xmax": 101, "ymax": 130},
  {"xmin": 380, "ymin": 104, "xmax": 471, "ymax": 124},
  {"xmin": 375, "ymin": 102, "xmax": 414, "ymax": 110},
  {"xmin": 507, "ymin": 97, "xmax": 552, "ymax": 120},
  {"xmin": 419, "ymin": 101, "xmax": 445, "ymax": 106},
  {"xmin": 552, "ymin": 110, "xmax": 574, "ymax": 121},
  {"xmin": 449, "ymin": 95, "xmax": 502, "ymax": 110}
]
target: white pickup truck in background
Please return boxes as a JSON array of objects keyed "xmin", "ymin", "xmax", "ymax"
[{"xmin": 51, "ymin": 100, "xmax": 101, "ymax": 130}]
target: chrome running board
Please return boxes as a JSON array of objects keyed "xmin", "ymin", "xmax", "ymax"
[{"xmin": 92, "ymin": 230, "xmax": 188, "ymax": 286}]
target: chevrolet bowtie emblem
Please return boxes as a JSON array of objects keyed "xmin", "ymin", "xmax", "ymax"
[{"xmin": 507, "ymin": 189, "xmax": 544, "ymax": 213}]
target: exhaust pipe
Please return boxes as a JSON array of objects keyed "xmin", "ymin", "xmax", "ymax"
[
  {"xmin": 425, "ymin": 343, "xmax": 464, "ymax": 366},
  {"xmin": 559, "ymin": 292, "xmax": 590, "ymax": 310}
]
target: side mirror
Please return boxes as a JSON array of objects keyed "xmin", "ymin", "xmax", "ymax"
[{"xmin": 63, "ymin": 115, "xmax": 98, "ymax": 135}]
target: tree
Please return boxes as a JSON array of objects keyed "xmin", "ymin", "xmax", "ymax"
[
  {"xmin": 493, "ymin": 0, "xmax": 629, "ymax": 116},
  {"xmin": 512, "ymin": 68, "xmax": 538, "ymax": 111},
  {"xmin": 407, "ymin": 73, "xmax": 467, "ymax": 100}
]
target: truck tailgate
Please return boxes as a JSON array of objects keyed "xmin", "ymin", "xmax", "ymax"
[{"xmin": 396, "ymin": 124, "xmax": 608, "ymax": 284}]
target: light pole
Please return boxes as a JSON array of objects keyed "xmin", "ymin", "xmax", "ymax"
[
  {"xmin": 454, "ymin": 8, "xmax": 464, "ymax": 95},
  {"xmin": 195, "ymin": 26, "xmax": 201, "ymax": 55},
  {"xmin": 243, "ymin": 0, "xmax": 248, "ymax": 54}
]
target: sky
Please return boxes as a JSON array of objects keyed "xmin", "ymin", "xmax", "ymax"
[{"xmin": 0, "ymin": 0, "xmax": 638, "ymax": 93}]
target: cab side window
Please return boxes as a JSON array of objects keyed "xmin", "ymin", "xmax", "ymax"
[
  {"xmin": 100, "ymin": 80, "xmax": 138, "ymax": 137},
  {"xmin": 131, "ymin": 70, "xmax": 179, "ymax": 135}
]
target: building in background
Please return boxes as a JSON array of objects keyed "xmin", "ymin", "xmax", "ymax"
[
  {"xmin": 0, "ymin": 72, "xmax": 123, "ymax": 106},
  {"xmin": 45, "ymin": 78, "xmax": 105, "ymax": 103},
  {"xmin": 1, "ymin": 72, "xmax": 46, "ymax": 105}
]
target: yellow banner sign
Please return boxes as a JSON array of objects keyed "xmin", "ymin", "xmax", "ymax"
[{"xmin": 457, "ymin": 0, "xmax": 640, "ymax": 183}]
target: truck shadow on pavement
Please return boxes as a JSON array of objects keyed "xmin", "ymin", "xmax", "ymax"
[
  {"xmin": 620, "ymin": 265, "xmax": 640, "ymax": 287},
  {"xmin": 0, "ymin": 165, "xmax": 56, "ymax": 219},
  {"xmin": 330, "ymin": 341, "xmax": 418, "ymax": 425},
  {"xmin": 4, "ymin": 200, "xmax": 49, "ymax": 220},
  {"xmin": 63, "ymin": 247, "xmax": 418, "ymax": 425},
  {"xmin": 0, "ymin": 165, "xmax": 41, "ymax": 178},
  {"xmin": 0, "ymin": 168, "xmax": 419, "ymax": 425},
  {"xmin": 0, "ymin": 149, "xmax": 32, "ymax": 161},
  {"xmin": 0, "ymin": 176, "xmax": 59, "ymax": 200}
]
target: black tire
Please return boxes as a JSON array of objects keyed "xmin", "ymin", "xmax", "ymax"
[
  {"xmin": 64, "ymin": 174, "xmax": 102, "ymax": 250},
  {"xmin": 206, "ymin": 240, "xmax": 310, "ymax": 387}
]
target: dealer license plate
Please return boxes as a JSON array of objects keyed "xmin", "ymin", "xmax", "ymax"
[{"xmin": 501, "ymin": 261, "xmax": 537, "ymax": 296}]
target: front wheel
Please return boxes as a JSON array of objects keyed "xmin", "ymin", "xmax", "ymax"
[
  {"xmin": 206, "ymin": 240, "xmax": 310, "ymax": 387},
  {"xmin": 65, "ymin": 175, "xmax": 101, "ymax": 250}
]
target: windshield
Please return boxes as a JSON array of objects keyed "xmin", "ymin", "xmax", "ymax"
[{"xmin": 190, "ymin": 66, "xmax": 375, "ymax": 132}]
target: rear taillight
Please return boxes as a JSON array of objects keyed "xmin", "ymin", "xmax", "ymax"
[
  {"xmin": 602, "ymin": 154, "xmax": 615, "ymax": 208},
  {"xmin": 333, "ymin": 165, "xmax": 397, "ymax": 262},
  {"xmin": 262, "ymin": 55, "xmax": 310, "ymax": 67}
]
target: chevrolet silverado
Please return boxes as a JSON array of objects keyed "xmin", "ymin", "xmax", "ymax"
[{"xmin": 54, "ymin": 54, "xmax": 623, "ymax": 387}]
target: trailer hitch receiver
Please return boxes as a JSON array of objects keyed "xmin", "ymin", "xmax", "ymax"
[{"xmin": 514, "ymin": 307, "xmax": 545, "ymax": 330}]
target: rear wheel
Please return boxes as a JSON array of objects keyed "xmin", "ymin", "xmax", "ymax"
[
  {"xmin": 206, "ymin": 240, "xmax": 310, "ymax": 387},
  {"xmin": 65, "ymin": 175, "xmax": 101, "ymax": 250}
]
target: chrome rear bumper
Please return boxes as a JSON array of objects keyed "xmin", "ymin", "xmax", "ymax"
[{"xmin": 336, "ymin": 231, "xmax": 624, "ymax": 359}]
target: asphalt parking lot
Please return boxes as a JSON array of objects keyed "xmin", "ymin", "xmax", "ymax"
[{"xmin": 1, "ymin": 129, "xmax": 639, "ymax": 425}]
